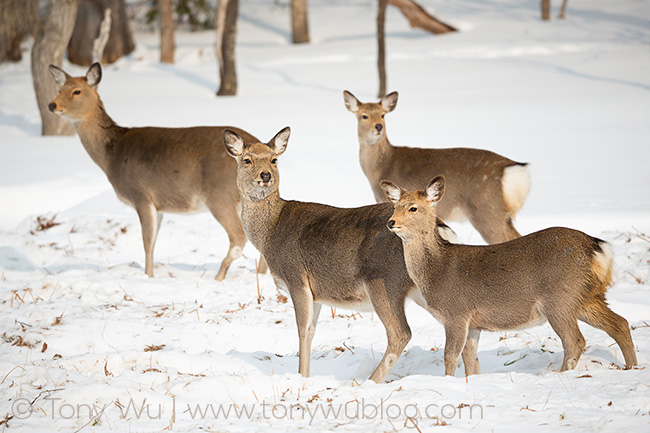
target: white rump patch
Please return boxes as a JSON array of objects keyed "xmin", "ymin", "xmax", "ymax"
[
  {"xmin": 592, "ymin": 242, "xmax": 614, "ymax": 284},
  {"xmin": 502, "ymin": 164, "xmax": 531, "ymax": 215}
]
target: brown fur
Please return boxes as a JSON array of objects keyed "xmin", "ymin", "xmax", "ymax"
[
  {"xmin": 344, "ymin": 90, "xmax": 530, "ymax": 244},
  {"xmin": 381, "ymin": 176, "xmax": 637, "ymax": 375},
  {"xmin": 223, "ymin": 127, "xmax": 455, "ymax": 383},
  {"xmin": 48, "ymin": 63, "xmax": 265, "ymax": 280}
]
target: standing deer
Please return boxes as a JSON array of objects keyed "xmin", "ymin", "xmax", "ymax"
[
  {"xmin": 381, "ymin": 176, "xmax": 638, "ymax": 376},
  {"xmin": 223, "ymin": 126, "xmax": 456, "ymax": 383},
  {"xmin": 47, "ymin": 62, "xmax": 266, "ymax": 280},
  {"xmin": 344, "ymin": 90, "xmax": 530, "ymax": 244}
]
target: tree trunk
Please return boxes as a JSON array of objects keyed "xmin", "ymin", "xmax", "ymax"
[
  {"xmin": 291, "ymin": 0, "xmax": 309, "ymax": 44},
  {"xmin": 216, "ymin": 0, "xmax": 238, "ymax": 96},
  {"xmin": 0, "ymin": 0, "xmax": 38, "ymax": 63},
  {"xmin": 159, "ymin": 0, "xmax": 174, "ymax": 63},
  {"xmin": 32, "ymin": 0, "xmax": 78, "ymax": 136},
  {"xmin": 541, "ymin": 0, "xmax": 551, "ymax": 21},
  {"xmin": 387, "ymin": 0, "xmax": 456, "ymax": 34},
  {"xmin": 91, "ymin": 7, "xmax": 112, "ymax": 63},
  {"xmin": 377, "ymin": 0, "xmax": 387, "ymax": 98},
  {"xmin": 68, "ymin": 0, "xmax": 135, "ymax": 66},
  {"xmin": 558, "ymin": 0, "xmax": 568, "ymax": 19}
]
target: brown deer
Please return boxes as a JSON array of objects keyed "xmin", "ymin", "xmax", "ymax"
[
  {"xmin": 381, "ymin": 176, "xmax": 638, "ymax": 376},
  {"xmin": 344, "ymin": 90, "xmax": 530, "ymax": 244},
  {"xmin": 223, "ymin": 126, "xmax": 456, "ymax": 383},
  {"xmin": 47, "ymin": 62, "xmax": 266, "ymax": 280}
]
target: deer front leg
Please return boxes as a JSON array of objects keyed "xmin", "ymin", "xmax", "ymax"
[
  {"xmin": 461, "ymin": 328, "xmax": 481, "ymax": 375},
  {"xmin": 135, "ymin": 202, "xmax": 160, "ymax": 278},
  {"xmin": 444, "ymin": 321, "xmax": 469, "ymax": 376},
  {"xmin": 290, "ymin": 285, "xmax": 321, "ymax": 377}
]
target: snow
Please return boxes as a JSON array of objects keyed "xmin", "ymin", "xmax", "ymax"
[{"xmin": 1, "ymin": 0, "xmax": 649, "ymax": 431}]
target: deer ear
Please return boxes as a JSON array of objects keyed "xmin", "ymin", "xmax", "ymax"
[
  {"xmin": 380, "ymin": 180, "xmax": 403, "ymax": 204},
  {"xmin": 49, "ymin": 65, "xmax": 70, "ymax": 87},
  {"xmin": 425, "ymin": 176, "xmax": 445, "ymax": 205},
  {"xmin": 86, "ymin": 63, "xmax": 102, "ymax": 88},
  {"xmin": 380, "ymin": 91, "xmax": 398, "ymax": 112},
  {"xmin": 268, "ymin": 126, "xmax": 290, "ymax": 156},
  {"xmin": 223, "ymin": 129, "xmax": 245, "ymax": 158},
  {"xmin": 343, "ymin": 90, "xmax": 360, "ymax": 113}
]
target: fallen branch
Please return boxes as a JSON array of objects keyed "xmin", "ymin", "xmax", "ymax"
[{"xmin": 388, "ymin": 0, "xmax": 457, "ymax": 34}]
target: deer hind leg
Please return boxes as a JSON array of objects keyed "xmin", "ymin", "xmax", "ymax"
[
  {"xmin": 461, "ymin": 328, "xmax": 481, "ymax": 375},
  {"xmin": 579, "ymin": 295, "xmax": 638, "ymax": 368},
  {"xmin": 366, "ymin": 281, "xmax": 412, "ymax": 383},
  {"xmin": 467, "ymin": 205, "xmax": 521, "ymax": 244},
  {"xmin": 546, "ymin": 312, "xmax": 585, "ymax": 371},
  {"xmin": 207, "ymin": 203, "xmax": 247, "ymax": 281},
  {"xmin": 135, "ymin": 202, "xmax": 161, "ymax": 278},
  {"xmin": 444, "ymin": 320, "xmax": 470, "ymax": 376}
]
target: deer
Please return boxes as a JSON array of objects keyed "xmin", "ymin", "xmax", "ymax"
[
  {"xmin": 381, "ymin": 176, "xmax": 638, "ymax": 376},
  {"xmin": 223, "ymin": 126, "xmax": 457, "ymax": 383},
  {"xmin": 344, "ymin": 90, "xmax": 530, "ymax": 244},
  {"xmin": 47, "ymin": 62, "xmax": 266, "ymax": 280}
]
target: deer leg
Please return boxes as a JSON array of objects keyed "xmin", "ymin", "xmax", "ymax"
[
  {"xmin": 461, "ymin": 328, "xmax": 481, "ymax": 375},
  {"xmin": 257, "ymin": 255, "xmax": 269, "ymax": 275},
  {"xmin": 289, "ymin": 284, "xmax": 320, "ymax": 377},
  {"xmin": 579, "ymin": 297, "xmax": 637, "ymax": 368},
  {"xmin": 547, "ymin": 313, "xmax": 585, "ymax": 371},
  {"xmin": 467, "ymin": 205, "xmax": 521, "ymax": 244},
  {"xmin": 366, "ymin": 281, "xmax": 412, "ymax": 383},
  {"xmin": 155, "ymin": 212, "xmax": 163, "ymax": 239},
  {"xmin": 135, "ymin": 202, "xmax": 160, "ymax": 278},
  {"xmin": 207, "ymin": 203, "xmax": 247, "ymax": 281},
  {"xmin": 444, "ymin": 321, "xmax": 469, "ymax": 376}
]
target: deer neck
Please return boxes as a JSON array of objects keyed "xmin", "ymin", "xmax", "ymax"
[
  {"xmin": 359, "ymin": 133, "xmax": 394, "ymax": 182},
  {"xmin": 401, "ymin": 226, "xmax": 448, "ymax": 285},
  {"xmin": 240, "ymin": 190, "xmax": 285, "ymax": 250},
  {"xmin": 74, "ymin": 100, "xmax": 125, "ymax": 171}
]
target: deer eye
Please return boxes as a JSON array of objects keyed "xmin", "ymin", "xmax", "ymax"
[
  {"xmin": 73, "ymin": 90, "xmax": 81, "ymax": 95},
  {"xmin": 381, "ymin": 114, "xmax": 385, "ymax": 118},
  {"xmin": 243, "ymin": 158, "xmax": 252, "ymax": 165},
  {"xmin": 409, "ymin": 207, "xmax": 417, "ymax": 213},
  {"xmin": 271, "ymin": 158, "xmax": 277, "ymax": 164},
  {"xmin": 361, "ymin": 115, "xmax": 368, "ymax": 120}
]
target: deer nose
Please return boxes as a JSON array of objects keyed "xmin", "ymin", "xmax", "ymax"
[
  {"xmin": 48, "ymin": 102, "xmax": 57, "ymax": 112},
  {"xmin": 387, "ymin": 220, "xmax": 395, "ymax": 229},
  {"xmin": 260, "ymin": 172, "xmax": 271, "ymax": 183},
  {"xmin": 375, "ymin": 123, "xmax": 383, "ymax": 132}
]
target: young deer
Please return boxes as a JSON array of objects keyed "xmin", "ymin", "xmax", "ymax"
[
  {"xmin": 344, "ymin": 90, "xmax": 530, "ymax": 244},
  {"xmin": 48, "ymin": 63, "xmax": 265, "ymax": 280},
  {"xmin": 381, "ymin": 176, "xmax": 638, "ymax": 376},
  {"xmin": 223, "ymin": 126, "xmax": 456, "ymax": 383}
]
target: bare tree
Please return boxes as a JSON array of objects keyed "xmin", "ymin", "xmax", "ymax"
[
  {"xmin": 377, "ymin": 0, "xmax": 387, "ymax": 98},
  {"xmin": 291, "ymin": 0, "xmax": 309, "ymax": 44},
  {"xmin": 0, "ymin": 0, "xmax": 38, "ymax": 63},
  {"xmin": 216, "ymin": 0, "xmax": 238, "ymax": 96},
  {"xmin": 68, "ymin": 0, "xmax": 135, "ymax": 66},
  {"xmin": 558, "ymin": 0, "xmax": 569, "ymax": 19},
  {"xmin": 541, "ymin": 0, "xmax": 550, "ymax": 21},
  {"xmin": 92, "ymin": 7, "xmax": 112, "ymax": 63},
  {"xmin": 32, "ymin": 0, "xmax": 79, "ymax": 136},
  {"xmin": 388, "ymin": 0, "xmax": 456, "ymax": 34},
  {"xmin": 159, "ymin": 0, "xmax": 174, "ymax": 63}
]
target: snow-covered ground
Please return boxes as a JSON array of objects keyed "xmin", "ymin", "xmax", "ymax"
[{"xmin": 1, "ymin": 0, "xmax": 649, "ymax": 431}]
